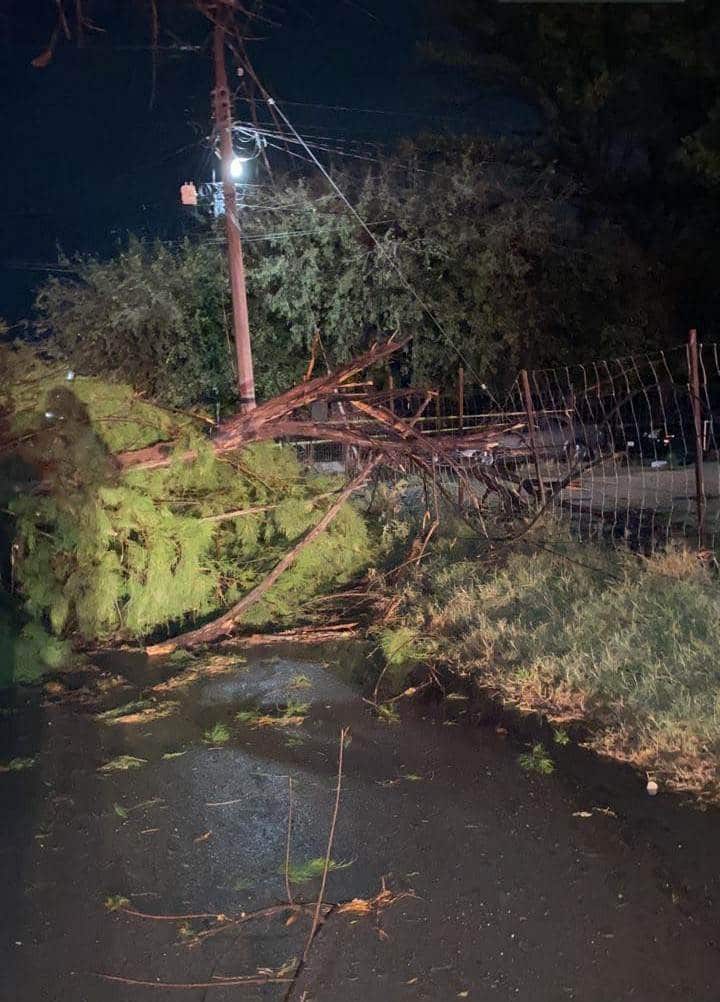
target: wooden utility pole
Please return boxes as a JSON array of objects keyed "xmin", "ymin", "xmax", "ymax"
[{"xmin": 212, "ymin": 15, "xmax": 256, "ymax": 411}]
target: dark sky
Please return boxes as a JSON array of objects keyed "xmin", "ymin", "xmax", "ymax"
[{"xmin": 0, "ymin": 0, "xmax": 536, "ymax": 321}]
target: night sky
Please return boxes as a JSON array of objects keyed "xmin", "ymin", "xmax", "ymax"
[{"xmin": 0, "ymin": 1, "xmax": 536, "ymax": 322}]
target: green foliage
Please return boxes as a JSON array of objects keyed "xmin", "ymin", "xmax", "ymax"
[
  {"xmin": 99, "ymin": 756, "xmax": 147, "ymax": 772},
  {"xmin": 0, "ymin": 757, "xmax": 36, "ymax": 773},
  {"xmin": 35, "ymin": 237, "xmax": 235, "ymax": 409},
  {"xmin": 95, "ymin": 700, "xmax": 152, "ymax": 722},
  {"xmin": 242, "ymin": 148, "xmax": 667, "ymax": 390},
  {"xmin": 32, "ymin": 143, "xmax": 667, "ymax": 404},
  {"xmin": 2, "ymin": 347, "xmax": 372, "ymax": 648},
  {"xmin": 518, "ymin": 744, "xmax": 555, "ymax": 776},
  {"xmin": 104, "ymin": 895, "xmax": 131, "ymax": 911},
  {"xmin": 203, "ymin": 722, "xmax": 231, "ymax": 744},
  {"xmin": 0, "ymin": 596, "xmax": 70, "ymax": 687},
  {"xmin": 376, "ymin": 702, "xmax": 400, "ymax": 725},
  {"xmin": 378, "ymin": 626, "xmax": 424, "ymax": 667},
  {"xmin": 284, "ymin": 857, "xmax": 353, "ymax": 884}
]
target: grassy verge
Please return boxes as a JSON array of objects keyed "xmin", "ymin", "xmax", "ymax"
[{"xmin": 392, "ymin": 532, "xmax": 720, "ymax": 801}]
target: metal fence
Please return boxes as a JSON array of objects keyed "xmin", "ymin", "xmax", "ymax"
[{"xmin": 286, "ymin": 331, "xmax": 720, "ymax": 552}]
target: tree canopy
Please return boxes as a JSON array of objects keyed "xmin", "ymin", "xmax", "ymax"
[
  {"xmin": 34, "ymin": 141, "xmax": 670, "ymax": 405},
  {"xmin": 431, "ymin": 0, "xmax": 720, "ymax": 333}
]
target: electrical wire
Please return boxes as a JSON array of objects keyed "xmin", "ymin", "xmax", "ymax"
[
  {"xmin": 236, "ymin": 95, "xmax": 505, "ymax": 125},
  {"xmin": 260, "ymin": 95, "xmax": 498, "ymax": 395}
]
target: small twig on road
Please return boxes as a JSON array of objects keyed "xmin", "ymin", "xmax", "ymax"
[
  {"xmin": 120, "ymin": 907, "xmax": 226, "ymax": 922},
  {"xmin": 94, "ymin": 973, "xmax": 291, "ymax": 989},
  {"xmin": 282, "ymin": 727, "xmax": 348, "ymax": 1002},
  {"xmin": 285, "ymin": 776, "xmax": 295, "ymax": 906},
  {"xmin": 304, "ymin": 726, "xmax": 348, "ymax": 963}
]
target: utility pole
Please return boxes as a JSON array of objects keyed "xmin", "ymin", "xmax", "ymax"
[{"xmin": 212, "ymin": 14, "xmax": 256, "ymax": 411}]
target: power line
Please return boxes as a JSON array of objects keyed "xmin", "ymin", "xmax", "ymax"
[
  {"xmin": 237, "ymin": 95, "xmax": 499, "ymax": 125},
  {"xmin": 262, "ymin": 96, "xmax": 492, "ymax": 390}
]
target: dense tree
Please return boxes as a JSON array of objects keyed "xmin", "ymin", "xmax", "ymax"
[
  {"xmin": 34, "ymin": 142, "xmax": 670, "ymax": 404},
  {"xmin": 35, "ymin": 238, "xmax": 235, "ymax": 410},
  {"xmin": 432, "ymin": 1, "xmax": 720, "ymax": 189},
  {"xmin": 431, "ymin": 1, "xmax": 720, "ymax": 332},
  {"xmin": 244, "ymin": 142, "xmax": 670, "ymax": 393}
]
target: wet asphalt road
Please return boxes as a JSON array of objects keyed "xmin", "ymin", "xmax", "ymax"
[{"xmin": 1, "ymin": 646, "xmax": 720, "ymax": 1002}]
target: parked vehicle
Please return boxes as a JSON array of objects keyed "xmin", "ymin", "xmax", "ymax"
[{"xmin": 459, "ymin": 413, "xmax": 606, "ymax": 469}]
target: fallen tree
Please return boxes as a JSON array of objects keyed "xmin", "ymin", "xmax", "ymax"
[
  {"xmin": 1, "ymin": 333, "xmax": 598, "ymax": 665},
  {"xmin": 0, "ymin": 343, "xmax": 381, "ymax": 669},
  {"xmin": 147, "ymin": 456, "xmax": 382, "ymax": 655}
]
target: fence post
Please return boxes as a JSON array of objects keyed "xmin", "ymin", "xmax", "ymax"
[
  {"xmin": 687, "ymin": 328, "xmax": 706, "ymax": 545},
  {"xmin": 520, "ymin": 368, "xmax": 546, "ymax": 506},
  {"xmin": 386, "ymin": 364, "xmax": 395, "ymax": 416},
  {"xmin": 457, "ymin": 366, "xmax": 465, "ymax": 435},
  {"xmin": 457, "ymin": 367, "xmax": 465, "ymax": 508}
]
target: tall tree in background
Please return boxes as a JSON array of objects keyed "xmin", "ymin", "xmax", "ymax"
[
  {"xmin": 35, "ymin": 143, "xmax": 671, "ymax": 403},
  {"xmin": 432, "ymin": 0, "xmax": 720, "ymax": 333}
]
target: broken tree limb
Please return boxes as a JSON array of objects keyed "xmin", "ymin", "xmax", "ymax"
[
  {"xmin": 146, "ymin": 456, "xmax": 382, "ymax": 655},
  {"xmin": 116, "ymin": 336, "xmax": 410, "ymax": 472},
  {"xmin": 221, "ymin": 623, "xmax": 359, "ymax": 647}
]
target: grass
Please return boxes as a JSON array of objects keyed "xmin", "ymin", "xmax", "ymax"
[{"xmin": 403, "ymin": 532, "xmax": 720, "ymax": 801}]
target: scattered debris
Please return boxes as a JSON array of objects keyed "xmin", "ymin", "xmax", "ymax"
[
  {"xmin": 203, "ymin": 722, "xmax": 231, "ymax": 745},
  {"xmin": 236, "ymin": 702, "xmax": 309, "ymax": 728},
  {"xmin": 0, "ymin": 756, "xmax": 36, "ymax": 773},
  {"xmin": 151, "ymin": 655, "xmax": 243, "ymax": 693},
  {"xmin": 285, "ymin": 857, "xmax": 353, "ymax": 885},
  {"xmin": 104, "ymin": 895, "xmax": 131, "ymax": 912},
  {"xmin": 99, "ymin": 755, "xmax": 147, "ymax": 772},
  {"xmin": 376, "ymin": 703, "xmax": 399, "ymax": 725},
  {"xmin": 95, "ymin": 699, "xmax": 152, "ymax": 721},
  {"xmin": 96, "ymin": 699, "xmax": 178, "ymax": 725}
]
